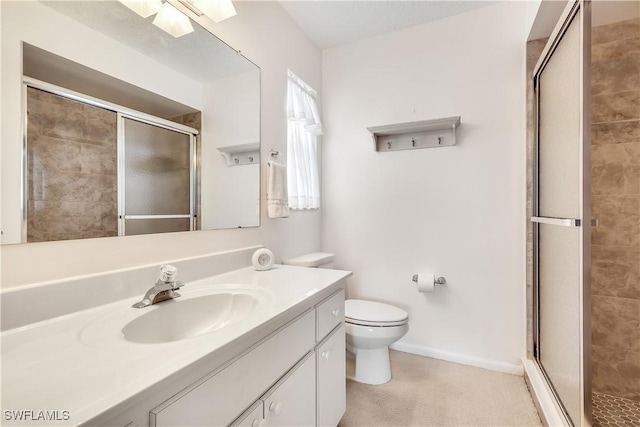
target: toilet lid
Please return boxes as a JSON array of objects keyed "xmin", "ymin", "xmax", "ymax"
[
  {"xmin": 283, "ymin": 252, "xmax": 335, "ymax": 267},
  {"xmin": 345, "ymin": 299, "xmax": 408, "ymax": 327}
]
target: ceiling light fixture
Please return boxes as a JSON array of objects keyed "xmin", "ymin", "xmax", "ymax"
[
  {"xmin": 119, "ymin": 0, "xmax": 163, "ymax": 18},
  {"xmin": 118, "ymin": 0, "xmax": 236, "ymax": 38},
  {"xmin": 192, "ymin": 0, "xmax": 237, "ymax": 23},
  {"xmin": 152, "ymin": 2, "xmax": 195, "ymax": 38}
]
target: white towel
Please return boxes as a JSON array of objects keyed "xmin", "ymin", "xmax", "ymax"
[{"xmin": 267, "ymin": 161, "xmax": 290, "ymax": 218}]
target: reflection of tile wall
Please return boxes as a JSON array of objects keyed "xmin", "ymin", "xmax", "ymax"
[
  {"xmin": 526, "ymin": 38, "xmax": 549, "ymax": 358},
  {"xmin": 170, "ymin": 111, "xmax": 202, "ymax": 132},
  {"xmin": 591, "ymin": 18, "xmax": 640, "ymax": 402},
  {"xmin": 27, "ymin": 87, "xmax": 117, "ymax": 242}
]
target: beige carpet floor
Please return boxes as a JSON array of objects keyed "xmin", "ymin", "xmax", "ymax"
[{"xmin": 339, "ymin": 350, "xmax": 542, "ymax": 427}]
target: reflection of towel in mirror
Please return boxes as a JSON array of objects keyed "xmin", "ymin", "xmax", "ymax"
[{"xmin": 267, "ymin": 161, "xmax": 290, "ymax": 218}]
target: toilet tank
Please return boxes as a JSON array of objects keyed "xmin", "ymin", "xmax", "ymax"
[{"xmin": 283, "ymin": 252, "xmax": 335, "ymax": 269}]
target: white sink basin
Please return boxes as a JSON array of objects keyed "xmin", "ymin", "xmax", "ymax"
[{"xmin": 122, "ymin": 292, "xmax": 261, "ymax": 344}]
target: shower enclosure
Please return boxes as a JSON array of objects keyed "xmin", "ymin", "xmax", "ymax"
[{"xmin": 528, "ymin": 1, "xmax": 640, "ymax": 426}]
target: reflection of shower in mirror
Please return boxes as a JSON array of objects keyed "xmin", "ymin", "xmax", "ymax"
[{"xmin": 0, "ymin": 0, "xmax": 260, "ymax": 244}]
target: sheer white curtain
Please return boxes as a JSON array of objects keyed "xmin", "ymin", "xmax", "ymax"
[{"xmin": 287, "ymin": 71, "xmax": 322, "ymax": 210}]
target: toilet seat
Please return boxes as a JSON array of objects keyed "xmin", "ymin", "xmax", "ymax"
[
  {"xmin": 345, "ymin": 299, "xmax": 408, "ymax": 327},
  {"xmin": 346, "ymin": 318, "xmax": 408, "ymax": 327}
]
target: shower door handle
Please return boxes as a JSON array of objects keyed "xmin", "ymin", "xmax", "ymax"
[
  {"xmin": 531, "ymin": 216, "xmax": 581, "ymax": 227},
  {"xmin": 531, "ymin": 217, "xmax": 599, "ymax": 227}
]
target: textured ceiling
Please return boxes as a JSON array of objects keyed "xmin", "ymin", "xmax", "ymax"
[{"xmin": 279, "ymin": 1, "xmax": 498, "ymax": 49}]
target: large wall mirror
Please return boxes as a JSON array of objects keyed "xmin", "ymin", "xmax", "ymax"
[{"xmin": 1, "ymin": 0, "xmax": 260, "ymax": 245}]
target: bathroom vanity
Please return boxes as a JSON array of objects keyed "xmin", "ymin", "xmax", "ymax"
[{"xmin": 0, "ymin": 247, "xmax": 351, "ymax": 427}]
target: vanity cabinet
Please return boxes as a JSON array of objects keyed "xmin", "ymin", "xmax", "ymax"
[
  {"xmin": 150, "ymin": 310, "xmax": 315, "ymax": 426},
  {"xmin": 149, "ymin": 289, "xmax": 345, "ymax": 427}
]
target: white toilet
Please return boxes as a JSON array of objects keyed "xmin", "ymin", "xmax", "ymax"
[
  {"xmin": 283, "ymin": 252, "xmax": 409, "ymax": 385},
  {"xmin": 344, "ymin": 299, "xmax": 408, "ymax": 385}
]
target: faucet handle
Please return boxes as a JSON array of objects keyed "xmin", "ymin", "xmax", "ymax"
[{"xmin": 159, "ymin": 264, "xmax": 178, "ymax": 283}]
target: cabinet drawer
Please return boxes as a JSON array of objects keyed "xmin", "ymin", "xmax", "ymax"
[
  {"xmin": 316, "ymin": 290, "xmax": 345, "ymax": 341},
  {"xmin": 317, "ymin": 325, "xmax": 346, "ymax": 427},
  {"xmin": 151, "ymin": 310, "xmax": 315, "ymax": 427}
]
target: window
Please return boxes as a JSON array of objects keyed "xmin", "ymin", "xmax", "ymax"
[{"xmin": 286, "ymin": 70, "xmax": 322, "ymax": 210}]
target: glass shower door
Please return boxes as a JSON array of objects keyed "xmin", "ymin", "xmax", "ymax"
[
  {"xmin": 119, "ymin": 116, "xmax": 194, "ymax": 235},
  {"xmin": 532, "ymin": 1, "xmax": 591, "ymax": 425}
]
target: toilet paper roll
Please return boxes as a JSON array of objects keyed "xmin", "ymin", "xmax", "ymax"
[{"xmin": 414, "ymin": 273, "xmax": 435, "ymax": 293}]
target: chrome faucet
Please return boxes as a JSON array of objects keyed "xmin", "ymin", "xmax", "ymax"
[{"xmin": 132, "ymin": 265, "xmax": 185, "ymax": 308}]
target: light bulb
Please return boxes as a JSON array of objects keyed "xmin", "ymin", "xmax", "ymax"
[
  {"xmin": 153, "ymin": 2, "xmax": 195, "ymax": 38},
  {"xmin": 118, "ymin": 0, "xmax": 163, "ymax": 18},
  {"xmin": 193, "ymin": 0, "xmax": 236, "ymax": 23}
]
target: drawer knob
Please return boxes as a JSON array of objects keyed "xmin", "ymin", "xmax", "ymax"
[
  {"xmin": 330, "ymin": 308, "xmax": 341, "ymax": 317},
  {"xmin": 321, "ymin": 350, "xmax": 331, "ymax": 360},
  {"xmin": 251, "ymin": 419, "xmax": 265, "ymax": 427},
  {"xmin": 269, "ymin": 402, "xmax": 283, "ymax": 416}
]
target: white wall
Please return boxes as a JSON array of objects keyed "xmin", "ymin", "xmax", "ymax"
[
  {"xmin": 202, "ymin": 70, "xmax": 260, "ymax": 229},
  {"xmin": 322, "ymin": 2, "xmax": 528, "ymax": 373},
  {"xmin": 1, "ymin": 1, "xmax": 322, "ymax": 288},
  {"xmin": 202, "ymin": 0, "xmax": 323, "ymax": 262}
]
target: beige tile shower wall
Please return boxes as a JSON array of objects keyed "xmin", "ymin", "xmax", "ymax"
[
  {"xmin": 590, "ymin": 17, "xmax": 640, "ymax": 402},
  {"xmin": 26, "ymin": 87, "xmax": 117, "ymax": 242}
]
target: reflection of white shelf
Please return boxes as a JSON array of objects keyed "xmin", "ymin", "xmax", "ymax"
[
  {"xmin": 367, "ymin": 116, "xmax": 461, "ymax": 152},
  {"xmin": 217, "ymin": 142, "xmax": 260, "ymax": 166}
]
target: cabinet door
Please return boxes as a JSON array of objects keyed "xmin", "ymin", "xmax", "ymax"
[
  {"xmin": 263, "ymin": 354, "xmax": 316, "ymax": 427},
  {"xmin": 230, "ymin": 401, "xmax": 264, "ymax": 427},
  {"xmin": 317, "ymin": 325, "xmax": 345, "ymax": 427}
]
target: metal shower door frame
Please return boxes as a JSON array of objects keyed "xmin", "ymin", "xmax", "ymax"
[{"xmin": 531, "ymin": 0, "xmax": 591, "ymax": 426}]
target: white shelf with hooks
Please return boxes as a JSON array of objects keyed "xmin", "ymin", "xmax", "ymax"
[
  {"xmin": 367, "ymin": 116, "xmax": 460, "ymax": 152},
  {"xmin": 217, "ymin": 142, "xmax": 260, "ymax": 166}
]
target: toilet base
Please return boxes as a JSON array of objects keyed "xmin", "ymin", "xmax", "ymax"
[{"xmin": 353, "ymin": 347, "xmax": 391, "ymax": 385}]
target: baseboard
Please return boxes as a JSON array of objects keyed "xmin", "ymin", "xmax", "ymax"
[{"xmin": 390, "ymin": 341, "xmax": 524, "ymax": 376}]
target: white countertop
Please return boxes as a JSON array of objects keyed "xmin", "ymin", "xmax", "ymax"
[{"xmin": 1, "ymin": 265, "xmax": 351, "ymax": 426}]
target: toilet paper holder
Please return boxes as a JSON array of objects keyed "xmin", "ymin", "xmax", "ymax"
[{"xmin": 412, "ymin": 274, "xmax": 446, "ymax": 285}]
